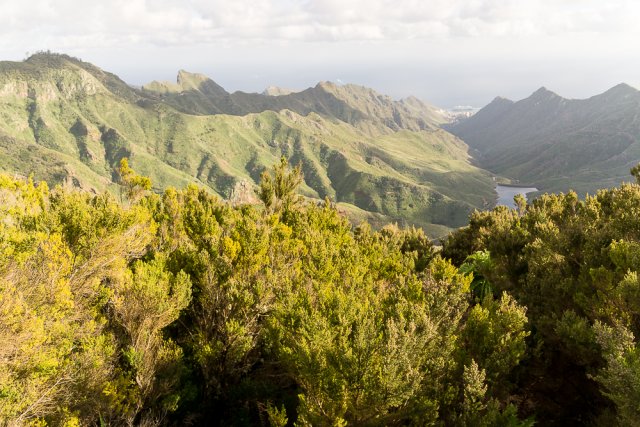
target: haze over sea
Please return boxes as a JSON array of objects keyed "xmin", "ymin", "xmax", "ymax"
[{"xmin": 1, "ymin": 0, "xmax": 639, "ymax": 108}]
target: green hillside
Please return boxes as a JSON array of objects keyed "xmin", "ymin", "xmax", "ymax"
[
  {"xmin": 448, "ymin": 84, "xmax": 640, "ymax": 195},
  {"xmin": 0, "ymin": 52, "xmax": 494, "ymax": 235}
]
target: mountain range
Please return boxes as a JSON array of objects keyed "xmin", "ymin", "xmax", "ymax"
[
  {"xmin": 141, "ymin": 71, "xmax": 450, "ymax": 132},
  {"xmin": 448, "ymin": 83, "xmax": 640, "ymax": 195},
  {"xmin": 2, "ymin": 52, "xmax": 638, "ymax": 236},
  {"xmin": 0, "ymin": 52, "xmax": 494, "ymax": 236}
]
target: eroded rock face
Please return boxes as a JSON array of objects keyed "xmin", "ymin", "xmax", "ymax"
[
  {"xmin": 0, "ymin": 81, "xmax": 29, "ymax": 98},
  {"xmin": 0, "ymin": 66, "xmax": 105, "ymax": 104},
  {"xmin": 229, "ymin": 179, "xmax": 259, "ymax": 206},
  {"xmin": 52, "ymin": 68, "xmax": 103, "ymax": 98}
]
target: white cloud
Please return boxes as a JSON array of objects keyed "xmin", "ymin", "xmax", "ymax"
[
  {"xmin": 1, "ymin": 0, "xmax": 639, "ymax": 51},
  {"xmin": 1, "ymin": 0, "xmax": 639, "ymax": 107}
]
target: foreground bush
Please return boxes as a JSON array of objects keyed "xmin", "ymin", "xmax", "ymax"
[{"xmin": 0, "ymin": 161, "xmax": 530, "ymax": 425}]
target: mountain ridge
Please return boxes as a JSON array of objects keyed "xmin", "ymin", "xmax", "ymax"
[
  {"xmin": 0, "ymin": 52, "xmax": 494, "ymax": 236},
  {"xmin": 448, "ymin": 83, "xmax": 640, "ymax": 194},
  {"xmin": 142, "ymin": 70, "xmax": 448, "ymax": 134}
]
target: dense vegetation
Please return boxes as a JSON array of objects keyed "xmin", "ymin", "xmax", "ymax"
[
  {"xmin": 1, "ymin": 159, "xmax": 529, "ymax": 426},
  {"xmin": 443, "ymin": 166, "xmax": 640, "ymax": 425},
  {"xmin": 5, "ymin": 157, "xmax": 640, "ymax": 426}
]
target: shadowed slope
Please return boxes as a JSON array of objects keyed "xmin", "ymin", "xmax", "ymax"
[{"xmin": 448, "ymin": 84, "xmax": 640, "ymax": 194}]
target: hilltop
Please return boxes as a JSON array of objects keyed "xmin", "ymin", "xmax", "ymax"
[{"xmin": 0, "ymin": 52, "xmax": 494, "ymax": 236}]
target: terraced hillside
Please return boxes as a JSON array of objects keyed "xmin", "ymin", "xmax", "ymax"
[
  {"xmin": 0, "ymin": 53, "xmax": 495, "ymax": 235},
  {"xmin": 448, "ymin": 84, "xmax": 640, "ymax": 195}
]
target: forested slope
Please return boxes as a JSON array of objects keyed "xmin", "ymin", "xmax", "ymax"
[
  {"xmin": 443, "ymin": 166, "xmax": 640, "ymax": 425},
  {"xmin": 4, "ymin": 159, "xmax": 640, "ymax": 425}
]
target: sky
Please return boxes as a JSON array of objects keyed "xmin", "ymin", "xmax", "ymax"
[{"xmin": 1, "ymin": 0, "xmax": 639, "ymax": 107}]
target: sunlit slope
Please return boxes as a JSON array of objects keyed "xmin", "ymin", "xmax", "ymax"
[
  {"xmin": 0, "ymin": 53, "xmax": 494, "ymax": 233},
  {"xmin": 169, "ymin": 112, "xmax": 494, "ymax": 228}
]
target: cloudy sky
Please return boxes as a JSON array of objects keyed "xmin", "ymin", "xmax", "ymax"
[{"xmin": 1, "ymin": 0, "xmax": 639, "ymax": 107}]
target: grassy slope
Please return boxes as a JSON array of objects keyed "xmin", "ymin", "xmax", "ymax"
[{"xmin": 0, "ymin": 53, "xmax": 494, "ymax": 236}]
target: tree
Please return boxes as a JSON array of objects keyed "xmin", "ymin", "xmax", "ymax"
[
  {"xmin": 0, "ymin": 174, "xmax": 158, "ymax": 425},
  {"xmin": 593, "ymin": 321, "xmax": 640, "ymax": 426},
  {"xmin": 630, "ymin": 163, "xmax": 640, "ymax": 184},
  {"xmin": 119, "ymin": 157, "xmax": 152, "ymax": 202},
  {"xmin": 111, "ymin": 257, "xmax": 192, "ymax": 422},
  {"xmin": 258, "ymin": 156, "xmax": 303, "ymax": 214}
]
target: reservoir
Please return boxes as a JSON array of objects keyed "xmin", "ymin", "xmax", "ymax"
[{"xmin": 496, "ymin": 185, "xmax": 538, "ymax": 208}]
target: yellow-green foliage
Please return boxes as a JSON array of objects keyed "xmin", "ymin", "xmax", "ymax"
[
  {"xmin": 442, "ymin": 172, "xmax": 640, "ymax": 425},
  {"xmin": 0, "ymin": 161, "xmax": 529, "ymax": 426},
  {"xmin": 0, "ymin": 176, "xmax": 155, "ymax": 424}
]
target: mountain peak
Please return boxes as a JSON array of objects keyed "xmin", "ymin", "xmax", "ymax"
[
  {"xmin": 479, "ymin": 97, "xmax": 514, "ymax": 111},
  {"xmin": 530, "ymin": 86, "xmax": 560, "ymax": 100},
  {"xmin": 490, "ymin": 96, "xmax": 514, "ymax": 104},
  {"xmin": 143, "ymin": 70, "xmax": 228, "ymax": 98},
  {"xmin": 612, "ymin": 82, "xmax": 636, "ymax": 90},
  {"xmin": 602, "ymin": 82, "xmax": 639, "ymax": 97},
  {"xmin": 262, "ymin": 86, "xmax": 296, "ymax": 96},
  {"xmin": 316, "ymin": 81, "xmax": 338, "ymax": 91},
  {"xmin": 25, "ymin": 51, "xmax": 79, "ymax": 68},
  {"xmin": 176, "ymin": 70, "xmax": 211, "ymax": 90}
]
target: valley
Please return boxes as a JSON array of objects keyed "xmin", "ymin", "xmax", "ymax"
[
  {"xmin": 1, "ymin": 52, "xmax": 638, "ymax": 237},
  {"xmin": 0, "ymin": 52, "xmax": 495, "ymax": 237}
]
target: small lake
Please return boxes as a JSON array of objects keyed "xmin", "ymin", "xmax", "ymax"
[{"xmin": 496, "ymin": 185, "xmax": 539, "ymax": 208}]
